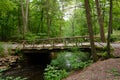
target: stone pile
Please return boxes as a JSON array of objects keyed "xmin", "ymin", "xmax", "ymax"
[{"xmin": 0, "ymin": 56, "xmax": 19, "ymax": 69}]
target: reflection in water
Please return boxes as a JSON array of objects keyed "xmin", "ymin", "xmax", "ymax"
[{"xmin": 3, "ymin": 65, "xmax": 44, "ymax": 80}]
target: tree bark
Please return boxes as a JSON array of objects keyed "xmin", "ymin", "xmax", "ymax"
[
  {"xmin": 20, "ymin": 0, "xmax": 29, "ymax": 39},
  {"xmin": 84, "ymin": 0, "xmax": 98, "ymax": 62},
  {"xmin": 21, "ymin": 0, "xmax": 25, "ymax": 38},
  {"xmin": 95, "ymin": 0, "xmax": 106, "ymax": 42},
  {"xmin": 107, "ymin": 0, "xmax": 113, "ymax": 57},
  {"xmin": 60, "ymin": 0, "xmax": 64, "ymax": 37},
  {"xmin": 40, "ymin": 9, "xmax": 44, "ymax": 33},
  {"xmin": 46, "ymin": 0, "xmax": 50, "ymax": 37},
  {"xmin": 25, "ymin": 0, "xmax": 29, "ymax": 32}
]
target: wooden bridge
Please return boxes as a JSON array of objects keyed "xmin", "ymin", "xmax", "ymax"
[
  {"xmin": 20, "ymin": 36, "xmax": 101, "ymax": 50},
  {"xmin": 3, "ymin": 36, "xmax": 106, "ymax": 54},
  {"xmin": 5, "ymin": 36, "xmax": 120, "ymax": 55}
]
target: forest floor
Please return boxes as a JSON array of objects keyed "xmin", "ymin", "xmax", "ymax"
[{"xmin": 63, "ymin": 43, "xmax": 120, "ymax": 80}]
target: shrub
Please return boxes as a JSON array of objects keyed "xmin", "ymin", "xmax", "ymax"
[
  {"xmin": 97, "ymin": 52, "xmax": 115, "ymax": 59},
  {"xmin": 107, "ymin": 68, "xmax": 120, "ymax": 77},
  {"xmin": 44, "ymin": 65, "xmax": 68, "ymax": 80},
  {"xmin": 51, "ymin": 51, "xmax": 91, "ymax": 71},
  {"xmin": 24, "ymin": 32, "xmax": 37, "ymax": 44},
  {"xmin": 44, "ymin": 51, "xmax": 92, "ymax": 80},
  {"xmin": 0, "ymin": 42, "xmax": 5, "ymax": 57},
  {"xmin": 110, "ymin": 35, "xmax": 120, "ymax": 42},
  {"xmin": 0, "ymin": 76, "xmax": 27, "ymax": 80}
]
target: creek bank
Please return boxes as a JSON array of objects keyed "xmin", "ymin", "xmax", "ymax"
[{"xmin": 0, "ymin": 56, "xmax": 19, "ymax": 69}]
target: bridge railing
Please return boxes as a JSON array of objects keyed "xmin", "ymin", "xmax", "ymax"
[{"xmin": 22, "ymin": 36, "xmax": 100, "ymax": 49}]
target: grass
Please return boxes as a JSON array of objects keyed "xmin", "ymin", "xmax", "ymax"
[{"xmin": 107, "ymin": 68, "xmax": 120, "ymax": 77}]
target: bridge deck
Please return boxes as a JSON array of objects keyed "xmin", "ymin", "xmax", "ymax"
[{"xmin": 3, "ymin": 36, "xmax": 109, "ymax": 52}]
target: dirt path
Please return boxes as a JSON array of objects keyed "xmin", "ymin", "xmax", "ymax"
[
  {"xmin": 63, "ymin": 58, "xmax": 120, "ymax": 80},
  {"xmin": 63, "ymin": 43, "xmax": 120, "ymax": 80}
]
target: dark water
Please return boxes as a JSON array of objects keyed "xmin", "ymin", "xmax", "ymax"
[
  {"xmin": 2, "ymin": 53, "xmax": 52, "ymax": 80},
  {"xmin": 2, "ymin": 65, "xmax": 45, "ymax": 80}
]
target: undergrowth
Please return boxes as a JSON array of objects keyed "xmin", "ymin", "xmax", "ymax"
[
  {"xmin": 0, "ymin": 69, "xmax": 27, "ymax": 80},
  {"xmin": 44, "ymin": 50, "xmax": 92, "ymax": 80},
  {"xmin": 0, "ymin": 42, "xmax": 5, "ymax": 57},
  {"xmin": 0, "ymin": 77, "xmax": 27, "ymax": 80},
  {"xmin": 44, "ymin": 65, "xmax": 68, "ymax": 80}
]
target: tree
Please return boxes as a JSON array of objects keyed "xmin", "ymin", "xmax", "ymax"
[
  {"xmin": 84, "ymin": 0, "xmax": 98, "ymax": 61},
  {"xmin": 107, "ymin": 0, "xmax": 113, "ymax": 57},
  {"xmin": 0, "ymin": 0, "xmax": 17, "ymax": 41},
  {"xmin": 20, "ymin": 0, "xmax": 29, "ymax": 39},
  {"xmin": 95, "ymin": 0, "xmax": 106, "ymax": 42},
  {"xmin": 59, "ymin": 0, "xmax": 64, "ymax": 37}
]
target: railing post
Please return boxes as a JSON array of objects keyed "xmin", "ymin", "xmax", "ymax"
[
  {"xmin": 75, "ymin": 38, "xmax": 78, "ymax": 47},
  {"xmin": 32, "ymin": 40, "xmax": 35, "ymax": 49},
  {"xmin": 20, "ymin": 36, "xmax": 100, "ymax": 50},
  {"xmin": 23, "ymin": 40, "xmax": 25, "ymax": 49},
  {"xmin": 42, "ymin": 40, "xmax": 45, "ymax": 49},
  {"xmin": 52, "ymin": 39, "xmax": 54, "ymax": 49},
  {"xmin": 64, "ymin": 38, "xmax": 67, "ymax": 48}
]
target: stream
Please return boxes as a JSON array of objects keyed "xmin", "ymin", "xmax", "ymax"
[
  {"xmin": 1, "ymin": 49, "xmax": 91, "ymax": 80},
  {"xmin": 1, "ymin": 53, "xmax": 52, "ymax": 80}
]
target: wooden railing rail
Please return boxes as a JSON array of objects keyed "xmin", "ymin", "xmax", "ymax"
[{"xmin": 22, "ymin": 36, "xmax": 101, "ymax": 49}]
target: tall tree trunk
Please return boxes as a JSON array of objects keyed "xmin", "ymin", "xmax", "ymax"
[
  {"xmin": 107, "ymin": 0, "xmax": 113, "ymax": 57},
  {"xmin": 71, "ymin": 15, "xmax": 75, "ymax": 36},
  {"xmin": 21, "ymin": 0, "xmax": 25, "ymax": 38},
  {"xmin": 95, "ymin": 0, "xmax": 106, "ymax": 42},
  {"xmin": 46, "ymin": 0, "xmax": 50, "ymax": 38},
  {"xmin": 40, "ymin": 9, "xmax": 44, "ymax": 33},
  {"xmin": 18, "ymin": 2, "xmax": 23, "ymax": 35},
  {"xmin": 84, "ymin": 0, "xmax": 98, "ymax": 62},
  {"xmin": 20, "ymin": 0, "xmax": 29, "ymax": 39},
  {"xmin": 72, "ymin": 0, "xmax": 77, "ymax": 37},
  {"xmin": 60, "ymin": 0, "xmax": 63, "ymax": 37},
  {"xmin": 25, "ymin": 0, "xmax": 29, "ymax": 31}
]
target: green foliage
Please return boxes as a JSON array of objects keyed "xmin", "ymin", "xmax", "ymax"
[
  {"xmin": 44, "ymin": 65, "xmax": 68, "ymax": 80},
  {"xmin": 51, "ymin": 51, "xmax": 91, "ymax": 71},
  {"xmin": 97, "ymin": 52, "xmax": 108, "ymax": 58},
  {"xmin": 44, "ymin": 51, "xmax": 92, "ymax": 80},
  {"xmin": 0, "ymin": 42, "xmax": 5, "ymax": 57},
  {"xmin": 0, "ymin": 0, "xmax": 17, "ymax": 13},
  {"xmin": 97, "ymin": 52, "xmax": 115, "ymax": 59},
  {"xmin": 113, "ymin": 1, "xmax": 120, "ymax": 30},
  {"xmin": 110, "ymin": 34, "xmax": 120, "ymax": 42},
  {"xmin": 63, "ymin": 8, "xmax": 89, "ymax": 37},
  {"xmin": 0, "ymin": 68, "xmax": 7, "ymax": 73},
  {"xmin": 0, "ymin": 76, "xmax": 27, "ymax": 80},
  {"xmin": 24, "ymin": 32, "xmax": 37, "ymax": 42},
  {"xmin": 0, "ymin": 0, "xmax": 120, "ymax": 41},
  {"xmin": 0, "ymin": 69, "xmax": 27, "ymax": 80},
  {"xmin": 7, "ymin": 47, "xmax": 13, "ymax": 55},
  {"xmin": 107, "ymin": 68, "xmax": 120, "ymax": 77}
]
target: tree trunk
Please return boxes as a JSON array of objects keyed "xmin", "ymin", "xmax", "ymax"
[
  {"xmin": 84, "ymin": 0, "xmax": 98, "ymax": 62},
  {"xmin": 25, "ymin": 0, "xmax": 29, "ymax": 32},
  {"xmin": 72, "ymin": 19, "xmax": 75, "ymax": 36},
  {"xmin": 46, "ymin": 0, "xmax": 50, "ymax": 38},
  {"xmin": 107, "ymin": 0, "xmax": 113, "ymax": 57},
  {"xmin": 18, "ymin": 3, "xmax": 22, "ymax": 34},
  {"xmin": 40, "ymin": 9, "xmax": 44, "ymax": 33},
  {"xmin": 20, "ymin": 0, "xmax": 29, "ymax": 39},
  {"xmin": 21, "ymin": 0, "xmax": 25, "ymax": 38},
  {"xmin": 59, "ymin": 0, "xmax": 64, "ymax": 37},
  {"xmin": 95, "ymin": 0, "xmax": 106, "ymax": 42}
]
